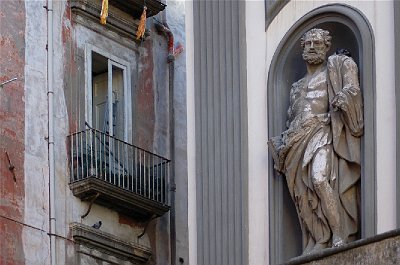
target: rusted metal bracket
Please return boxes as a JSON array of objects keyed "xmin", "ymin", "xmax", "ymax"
[
  {"xmin": 138, "ymin": 214, "xmax": 158, "ymax": 239},
  {"xmin": 81, "ymin": 192, "xmax": 100, "ymax": 219},
  {"xmin": 5, "ymin": 151, "xmax": 16, "ymax": 182}
]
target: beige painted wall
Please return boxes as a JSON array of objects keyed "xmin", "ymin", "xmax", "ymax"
[
  {"xmin": 245, "ymin": 1, "xmax": 268, "ymax": 265},
  {"xmin": 185, "ymin": 1, "xmax": 198, "ymax": 265}
]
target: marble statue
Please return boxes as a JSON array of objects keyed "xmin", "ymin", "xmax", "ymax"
[{"xmin": 268, "ymin": 28, "xmax": 364, "ymax": 254}]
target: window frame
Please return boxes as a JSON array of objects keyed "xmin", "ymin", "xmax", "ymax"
[{"xmin": 85, "ymin": 44, "xmax": 132, "ymax": 143}]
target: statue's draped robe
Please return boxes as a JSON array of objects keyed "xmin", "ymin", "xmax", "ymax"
[{"xmin": 281, "ymin": 54, "xmax": 363, "ymax": 250}]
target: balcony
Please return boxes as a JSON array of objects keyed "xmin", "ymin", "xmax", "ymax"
[
  {"xmin": 70, "ymin": 0, "xmax": 166, "ymax": 42},
  {"xmin": 68, "ymin": 128, "xmax": 170, "ymax": 220},
  {"xmin": 109, "ymin": 0, "xmax": 167, "ymax": 18},
  {"xmin": 70, "ymin": 0, "xmax": 166, "ymax": 19}
]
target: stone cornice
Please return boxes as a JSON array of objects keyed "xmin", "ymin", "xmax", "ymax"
[
  {"xmin": 69, "ymin": 178, "xmax": 170, "ymax": 220},
  {"xmin": 70, "ymin": 222, "xmax": 152, "ymax": 264},
  {"xmin": 70, "ymin": 0, "xmax": 149, "ymax": 44}
]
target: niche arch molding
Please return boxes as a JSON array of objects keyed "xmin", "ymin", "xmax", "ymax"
[{"xmin": 267, "ymin": 4, "xmax": 376, "ymax": 263}]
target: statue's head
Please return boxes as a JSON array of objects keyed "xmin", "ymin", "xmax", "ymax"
[{"xmin": 300, "ymin": 28, "xmax": 331, "ymax": 65}]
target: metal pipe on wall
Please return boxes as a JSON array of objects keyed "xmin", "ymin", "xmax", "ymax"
[
  {"xmin": 168, "ymin": 51, "xmax": 176, "ymax": 265},
  {"xmin": 47, "ymin": 0, "xmax": 56, "ymax": 264},
  {"xmin": 154, "ymin": 20, "xmax": 176, "ymax": 265}
]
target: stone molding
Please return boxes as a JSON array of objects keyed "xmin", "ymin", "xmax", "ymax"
[
  {"xmin": 395, "ymin": 0, "xmax": 400, "ymax": 227},
  {"xmin": 265, "ymin": 0, "xmax": 290, "ymax": 30},
  {"xmin": 69, "ymin": 177, "xmax": 170, "ymax": 220},
  {"xmin": 70, "ymin": 0, "xmax": 147, "ymax": 45},
  {"xmin": 284, "ymin": 228, "xmax": 400, "ymax": 265},
  {"xmin": 70, "ymin": 222, "xmax": 152, "ymax": 264}
]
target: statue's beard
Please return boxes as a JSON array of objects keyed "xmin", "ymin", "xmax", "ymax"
[{"xmin": 302, "ymin": 50, "xmax": 326, "ymax": 64}]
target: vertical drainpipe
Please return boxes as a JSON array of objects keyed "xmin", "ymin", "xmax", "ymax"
[
  {"xmin": 47, "ymin": 0, "xmax": 56, "ymax": 264},
  {"xmin": 168, "ymin": 44, "xmax": 176, "ymax": 265},
  {"xmin": 155, "ymin": 21, "xmax": 176, "ymax": 265},
  {"xmin": 155, "ymin": 5, "xmax": 185, "ymax": 260},
  {"xmin": 166, "ymin": 26, "xmax": 176, "ymax": 265}
]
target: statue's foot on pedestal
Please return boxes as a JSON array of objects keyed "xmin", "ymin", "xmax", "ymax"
[
  {"xmin": 303, "ymin": 242, "xmax": 327, "ymax": 255},
  {"xmin": 302, "ymin": 243, "xmax": 314, "ymax": 255},
  {"xmin": 311, "ymin": 243, "xmax": 326, "ymax": 253},
  {"xmin": 332, "ymin": 234, "xmax": 345, "ymax": 247}
]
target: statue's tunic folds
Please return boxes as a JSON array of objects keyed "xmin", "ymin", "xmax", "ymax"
[{"xmin": 278, "ymin": 54, "xmax": 363, "ymax": 249}]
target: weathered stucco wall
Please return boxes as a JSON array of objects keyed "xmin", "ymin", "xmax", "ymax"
[
  {"xmin": 0, "ymin": 0, "xmax": 26, "ymax": 264},
  {"xmin": 22, "ymin": 0, "xmax": 50, "ymax": 263},
  {"xmin": 58, "ymin": 0, "xmax": 174, "ymax": 264},
  {"xmin": 0, "ymin": 0, "xmax": 184, "ymax": 264}
]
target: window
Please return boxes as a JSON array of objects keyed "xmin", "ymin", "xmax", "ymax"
[{"xmin": 85, "ymin": 45, "xmax": 132, "ymax": 143}]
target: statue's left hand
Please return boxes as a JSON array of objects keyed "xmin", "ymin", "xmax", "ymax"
[{"xmin": 331, "ymin": 91, "xmax": 347, "ymax": 111}]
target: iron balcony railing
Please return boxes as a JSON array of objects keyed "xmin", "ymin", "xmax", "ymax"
[{"xmin": 68, "ymin": 128, "xmax": 170, "ymax": 206}]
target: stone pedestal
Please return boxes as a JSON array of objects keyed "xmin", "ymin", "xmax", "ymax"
[{"xmin": 284, "ymin": 229, "xmax": 400, "ymax": 265}]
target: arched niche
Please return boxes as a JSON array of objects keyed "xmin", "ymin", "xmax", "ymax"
[{"xmin": 267, "ymin": 4, "xmax": 375, "ymax": 263}]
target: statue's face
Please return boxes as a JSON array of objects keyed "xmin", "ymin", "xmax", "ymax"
[{"xmin": 302, "ymin": 32, "xmax": 328, "ymax": 65}]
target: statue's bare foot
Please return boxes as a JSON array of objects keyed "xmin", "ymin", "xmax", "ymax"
[
  {"xmin": 304, "ymin": 243, "xmax": 326, "ymax": 254},
  {"xmin": 332, "ymin": 234, "xmax": 345, "ymax": 247},
  {"xmin": 302, "ymin": 243, "xmax": 314, "ymax": 255},
  {"xmin": 312, "ymin": 243, "xmax": 326, "ymax": 252}
]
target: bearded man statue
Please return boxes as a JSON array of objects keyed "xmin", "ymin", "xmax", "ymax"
[{"xmin": 268, "ymin": 28, "xmax": 364, "ymax": 254}]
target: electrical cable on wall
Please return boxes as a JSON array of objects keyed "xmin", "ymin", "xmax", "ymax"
[{"xmin": 0, "ymin": 77, "xmax": 18, "ymax": 89}]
